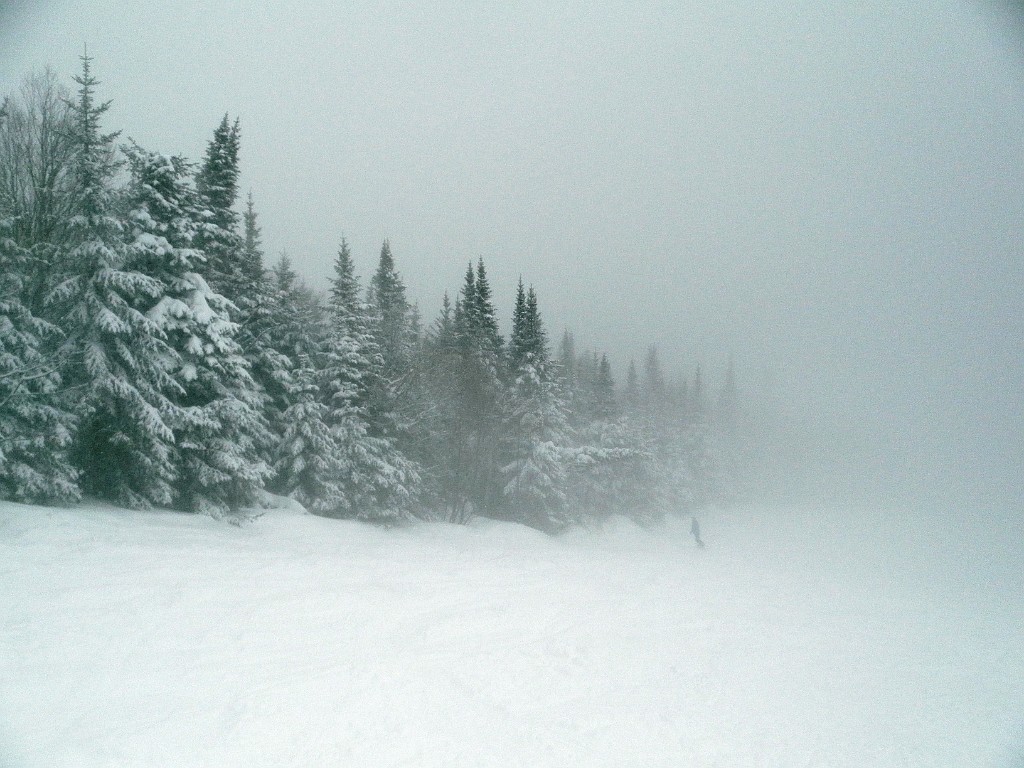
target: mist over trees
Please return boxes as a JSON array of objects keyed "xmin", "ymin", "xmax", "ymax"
[{"xmin": 0, "ymin": 59, "xmax": 758, "ymax": 528}]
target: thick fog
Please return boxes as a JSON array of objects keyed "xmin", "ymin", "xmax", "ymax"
[{"xmin": 3, "ymin": 0, "xmax": 1022, "ymax": 510}]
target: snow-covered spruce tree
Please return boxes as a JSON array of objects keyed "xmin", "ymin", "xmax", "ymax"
[
  {"xmin": 363, "ymin": 239, "xmax": 424, "ymax": 514},
  {"xmin": 553, "ymin": 346, "xmax": 661, "ymax": 522},
  {"xmin": 437, "ymin": 259, "xmax": 506, "ymax": 519},
  {"xmin": 165, "ymin": 274, "xmax": 272, "ymax": 516},
  {"xmin": 241, "ymin": 192, "xmax": 265, "ymax": 288},
  {"xmin": 320, "ymin": 238, "xmax": 418, "ymax": 521},
  {"xmin": 194, "ymin": 115, "xmax": 244, "ymax": 304},
  {"xmin": 502, "ymin": 283, "xmax": 572, "ymax": 528},
  {"xmin": 268, "ymin": 253, "xmax": 326, "ymax": 366},
  {"xmin": 47, "ymin": 56, "xmax": 181, "ymax": 509},
  {"xmin": 554, "ymin": 338, "xmax": 653, "ymax": 522},
  {"xmin": 470, "ymin": 258, "xmax": 503, "ymax": 365},
  {"xmin": 643, "ymin": 345, "xmax": 667, "ymax": 414},
  {"xmin": 326, "ymin": 238, "xmax": 379, "ymax": 411},
  {"xmin": 507, "ymin": 277, "xmax": 529, "ymax": 374},
  {"xmin": 0, "ymin": 207, "xmax": 79, "ymax": 504},
  {"xmin": 234, "ymin": 234, "xmax": 293, "ymax": 463},
  {"xmin": 261, "ymin": 252, "xmax": 337, "ymax": 493},
  {"xmin": 122, "ymin": 142, "xmax": 271, "ymax": 515},
  {"xmin": 195, "ymin": 123, "xmax": 285, "ymax": 469},
  {"xmin": 273, "ymin": 361, "xmax": 347, "ymax": 515},
  {"xmin": 364, "ymin": 240, "xmax": 431, "ymax": 500},
  {"xmin": 593, "ymin": 353, "xmax": 617, "ymax": 422},
  {"xmin": 368, "ymin": 238, "xmax": 413, "ymax": 381}
]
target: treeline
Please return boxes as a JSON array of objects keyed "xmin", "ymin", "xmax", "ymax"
[{"xmin": 0, "ymin": 60, "xmax": 751, "ymax": 528}]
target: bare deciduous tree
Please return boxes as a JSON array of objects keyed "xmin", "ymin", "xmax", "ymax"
[{"xmin": 0, "ymin": 68, "xmax": 81, "ymax": 315}]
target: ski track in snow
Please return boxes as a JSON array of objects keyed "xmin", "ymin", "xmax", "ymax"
[{"xmin": 0, "ymin": 501, "xmax": 1022, "ymax": 767}]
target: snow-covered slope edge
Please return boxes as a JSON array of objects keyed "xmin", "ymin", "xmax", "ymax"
[{"xmin": 1, "ymin": 500, "xmax": 1021, "ymax": 768}]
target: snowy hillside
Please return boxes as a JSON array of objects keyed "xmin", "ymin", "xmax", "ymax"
[{"xmin": 1, "ymin": 500, "xmax": 1022, "ymax": 767}]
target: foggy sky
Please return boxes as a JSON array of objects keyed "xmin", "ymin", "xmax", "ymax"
[{"xmin": 2, "ymin": 0, "xmax": 1023, "ymax": 507}]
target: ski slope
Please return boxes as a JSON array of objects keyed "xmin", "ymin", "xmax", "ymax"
[{"xmin": 1, "ymin": 499, "xmax": 1021, "ymax": 767}]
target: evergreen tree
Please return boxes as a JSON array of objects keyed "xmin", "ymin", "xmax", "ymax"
[
  {"xmin": 566, "ymin": 349, "xmax": 596, "ymax": 424},
  {"xmin": 432, "ymin": 291, "xmax": 455, "ymax": 346},
  {"xmin": 48, "ymin": 55, "xmax": 179, "ymax": 509},
  {"xmin": 508, "ymin": 278, "xmax": 528, "ymax": 373},
  {"xmin": 593, "ymin": 354, "xmax": 617, "ymax": 421},
  {"xmin": 267, "ymin": 252, "xmax": 321, "ymax": 366},
  {"xmin": 458, "ymin": 262, "xmax": 474, "ymax": 326},
  {"xmin": 320, "ymin": 352, "xmax": 419, "ymax": 521},
  {"xmin": 502, "ymin": 284, "xmax": 571, "ymax": 527},
  {"xmin": 643, "ymin": 345, "xmax": 666, "ymax": 413},
  {"xmin": 330, "ymin": 237, "xmax": 360, "ymax": 317},
  {"xmin": 321, "ymin": 237, "xmax": 419, "ymax": 520},
  {"xmin": 241, "ymin": 191, "xmax": 264, "ymax": 285},
  {"xmin": 230, "ymin": 193, "xmax": 291, "ymax": 467},
  {"xmin": 368, "ymin": 238, "xmax": 411, "ymax": 380},
  {"xmin": 560, "ymin": 347, "xmax": 654, "ymax": 521},
  {"xmin": 272, "ymin": 251, "xmax": 297, "ymax": 293},
  {"xmin": 566, "ymin": 417, "xmax": 653, "ymax": 521},
  {"xmin": 473, "ymin": 258, "xmax": 503, "ymax": 358},
  {"xmin": 0, "ymin": 219, "xmax": 79, "ymax": 504},
  {"xmin": 691, "ymin": 363, "xmax": 706, "ymax": 421},
  {"xmin": 525, "ymin": 287, "xmax": 545, "ymax": 364},
  {"xmin": 624, "ymin": 358, "xmax": 640, "ymax": 412},
  {"xmin": 122, "ymin": 142, "xmax": 271, "ymax": 515},
  {"xmin": 419, "ymin": 259, "xmax": 508, "ymax": 519},
  {"xmin": 192, "ymin": 118, "xmax": 286, "ymax": 477},
  {"xmin": 195, "ymin": 116, "xmax": 239, "ymax": 226},
  {"xmin": 194, "ymin": 115, "xmax": 243, "ymax": 303},
  {"xmin": 273, "ymin": 362, "xmax": 347, "ymax": 515},
  {"xmin": 327, "ymin": 238, "xmax": 380, "ymax": 410},
  {"xmin": 254, "ymin": 253, "xmax": 329, "ymax": 478}
]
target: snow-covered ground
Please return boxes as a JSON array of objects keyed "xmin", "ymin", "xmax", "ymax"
[{"xmin": 1, "ymin": 499, "xmax": 1022, "ymax": 767}]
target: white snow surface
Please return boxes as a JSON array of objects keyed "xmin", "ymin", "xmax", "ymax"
[{"xmin": 1, "ymin": 499, "xmax": 1022, "ymax": 767}]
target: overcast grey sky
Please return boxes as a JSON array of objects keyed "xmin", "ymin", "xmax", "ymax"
[{"xmin": 2, "ymin": 0, "xmax": 1023, "ymax": 507}]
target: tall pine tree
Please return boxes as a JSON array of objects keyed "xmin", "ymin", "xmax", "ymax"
[
  {"xmin": 0, "ymin": 213, "xmax": 78, "ymax": 503},
  {"xmin": 274, "ymin": 361, "xmax": 347, "ymax": 515},
  {"xmin": 320, "ymin": 237, "xmax": 418, "ymax": 520},
  {"xmin": 49, "ymin": 55, "xmax": 179, "ymax": 509},
  {"xmin": 502, "ymin": 284, "xmax": 571, "ymax": 527},
  {"xmin": 368, "ymin": 238, "xmax": 412, "ymax": 381},
  {"xmin": 123, "ymin": 142, "xmax": 272, "ymax": 515},
  {"xmin": 194, "ymin": 115, "xmax": 244, "ymax": 304}
]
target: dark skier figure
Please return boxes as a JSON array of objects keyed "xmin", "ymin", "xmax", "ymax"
[{"xmin": 690, "ymin": 516, "xmax": 705, "ymax": 548}]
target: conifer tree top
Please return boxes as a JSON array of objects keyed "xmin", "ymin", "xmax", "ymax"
[
  {"xmin": 241, "ymin": 191, "xmax": 265, "ymax": 282},
  {"xmin": 330, "ymin": 236, "xmax": 361, "ymax": 317},
  {"xmin": 370, "ymin": 238, "xmax": 408, "ymax": 312},
  {"xmin": 196, "ymin": 114, "xmax": 240, "ymax": 222},
  {"xmin": 68, "ymin": 53, "xmax": 120, "ymax": 219}
]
